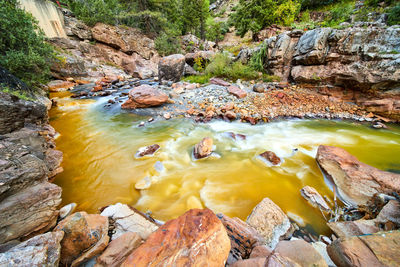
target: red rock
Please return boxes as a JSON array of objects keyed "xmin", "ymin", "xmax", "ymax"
[
  {"xmin": 54, "ymin": 212, "xmax": 109, "ymax": 267},
  {"xmin": 250, "ymin": 245, "xmax": 272, "ymax": 259},
  {"xmin": 231, "ymin": 258, "xmax": 267, "ymax": 267},
  {"xmin": 228, "ymin": 85, "xmax": 247, "ymax": 99},
  {"xmin": 210, "ymin": 77, "xmax": 231, "ymax": 87},
  {"xmin": 316, "ymin": 145, "xmax": 400, "ymax": 206},
  {"xmin": 300, "ymin": 186, "xmax": 331, "ymax": 212},
  {"xmin": 274, "ymin": 240, "xmax": 328, "ymax": 267},
  {"xmin": 121, "ymin": 209, "xmax": 231, "ymax": 267},
  {"xmin": 135, "ymin": 144, "xmax": 160, "ymax": 158},
  {"xmin": 225, "ymin": 110, "xmax": 237, "ymax": 120},
  {"xmin": 259, "ymin": 151, "xmax": 281, "ymax": 165},
  {"xmin": 327, "ymin": 220, "xmax": 379, "ymax": 238},
  {"xmin": 193, "ymin": 137, "xmax": 213, "ymax": 159},
  {"xmin": 121, "ymin": 85, "xmax": 169, "ymax": 109},
  {"xmin": 92, "ymin": 85, "xmax": 103, "ymax": 92},
  {"xmin": 96, "ymin": 232, "xmax": 142, "ymax": 267},
  {"xmin": 47, "ymin": 80, "xmax": 75, "ymax": 92}
]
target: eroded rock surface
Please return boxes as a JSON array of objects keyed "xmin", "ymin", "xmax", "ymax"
[
  {"xmin": 158, "ymin": 54, "xmax": 186, "ymax": 82},
  {"xmin": 193, "ymin": 137, "xmax": 213, "ymax": 159},
  {"xmin": 121, "ymin": 85, "xmax": 168, "ymax": 109},
  {"xmin": 317, "ymin": 145, "xmax": 400, "ymax": 206},
  {"xmin": 122, "ymin": 209, "xmax": 231, "ymax": 266}
]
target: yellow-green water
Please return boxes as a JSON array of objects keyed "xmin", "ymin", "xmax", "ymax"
[{"xmin": 50, "ymin": 93, "xmax": 400, "ymax": 235}]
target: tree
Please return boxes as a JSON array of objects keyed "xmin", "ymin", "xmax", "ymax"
[
  {"xmin": 0, "ymin": 0, "xmax": 54, "ymax": 88},
  {"xmin": 231, "ymin": 0, "xmax": 300, "ymax": 39},
  {"xmin": 181, "ymin": 0, "xmax": 210, "ymax": 40}
]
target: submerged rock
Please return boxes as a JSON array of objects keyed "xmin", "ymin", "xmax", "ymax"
[
  {"xmin": 316, "ymin": 145, "xmax": 400, "ymax": 206},
  {"xmin": 121, "ymin": 209, "xmax": 231, "ymax": 266},
  {"xmin": 100, "ymin": 203, "xmax": 158, "ymax": 240},
  {"xmin": 259, "ymin": 151, "xmax": 281, "ymax": 166},
  {"xmin": 193, "ymin": 137, "xmax": 213, "ymax": 159},
  {"xmin": 0, "ymin": 231, "xmax": 64, "ymax": 267},
  {"xmin": 134, "ymin": 144, "xmax": 160, "ymax": 158},
  {"xmin": 246, "ymin": 198, "xmax": 291, "ymax": 249},
  {"xmin": 121, "ymin": 85, "xmax": 168, "ymax": 109},
  {"xmin": 54, "ymin": 212, "xmax": 109, "ymax": 267},
  {"xmin": 300, "ymin": 186, "xmax": 331, "ymax": 212}
]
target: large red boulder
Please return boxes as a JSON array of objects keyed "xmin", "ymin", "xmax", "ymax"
[
  {"xmin": 121, "ymin": 209, "xmax": 231, "ymax": 266},
  {"xmin": 121, "ymin": 85, "xmax": 168, "ymax": 109}
]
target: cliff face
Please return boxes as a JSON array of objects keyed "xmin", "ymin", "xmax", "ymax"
[
  {"xmin": 0, "ymin": 67, "xmax": 63, "ymax": 244},
  {"xmin": 238, "ymin": 24, "xmax": 400, "ymax": 120}
]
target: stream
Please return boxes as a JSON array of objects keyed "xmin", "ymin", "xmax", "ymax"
[{"xmin": 50, "ymin": 92, "xmax": 400, "ymax": 235}]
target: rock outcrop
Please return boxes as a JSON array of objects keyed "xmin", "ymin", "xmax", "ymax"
[
  {"xmin": 316, "ymin": 145, "xmax": 400, "ymax": 206},
  {"xmin": 121, "ymin": 85, "xmax": 169, "ymax": 109},
  {"xmin": 54, "ymin": 212, "xmax": 110, "ymax": 267},
  {"xmin": 246, "ymin": 198, "xmax": 291, "ymax": 249},
  {"xmin": 122, "ymin": 209, "xmax": 231, "ymax": 266}
]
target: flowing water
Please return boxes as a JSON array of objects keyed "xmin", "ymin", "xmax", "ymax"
[{"xmin": 50, "ymin": 92, "xmax": 400, "ymax": 235}]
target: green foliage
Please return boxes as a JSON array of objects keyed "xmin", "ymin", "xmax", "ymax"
[
  {"xmin": 261, "ymin": 74, "xmax": 280, "ymax": 82},
  {"xmin": 182, "ymin": 74, "xmax": 212, "ymax": 84},
  {"xmin": 387, "ymin": 4, "xmax": 400, "ymax": 26},
  {"xmin": 155, "ymin": 31, "xmax": 182, "ymax": 56},
  {"xmin": 300, "ymin": 0, "xmax": 336, "ymax": 10},
  {"xmin": 205, "ymin": 53, "xmax": 259, "ymax": 81},
  {"xmin": 0, "ymin": 0, "xmax": 54, "ymax": 88},
  {"xmin": 67, "ymin": 0, "xmax": 121, "ymax": 26},
  {"xmin": 206, "ymin": 18, "xmax": 226, "ymax": 44},
  {"xmin": 181, "ymin": 0, "xmax": 210, "ymax": 39},
  {"xmin": 231, "ymin": 0, "xmax": 301, "ymax": 38},
  {"xmin": 194, "ymin": 56, "xmax": 206, "ymax": 72},
  {"xmin": 0, "ymin": 84, "xmax": 33, "ymax": 101},
  {"xmin": 320, "ymin": 1, "xmax": 353, "ymax": 27},
  {"xmin": 250, "ymin": 43, "xmax": 268, "ymax": 72}
]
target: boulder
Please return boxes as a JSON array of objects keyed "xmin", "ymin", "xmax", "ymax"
[
  {"xmin": 327, "ymin": 230, "xmax": 400, "ymax": 267},
  {"xmin": 217, "ymin": 213, "xmax": 265, "ymax": 263},
  {"xmin": 230, "ymin": 257, "xmax": 267, "ymax": 267},
  {"xmin": 0, "ymin": 182, "xmax": 62, "ymax": 243},
  {"xmin": 158, "ymin": 54, "xmax": 186, "ymax": 82},
  {"xmin": 300, "ymin": 186, "xmax": 331, "ymax": 212},
  {"xmin": 121, "ymin": 85, "xmax": 168, "ymax": 109},
  {"xmin": 54, "ymin": 212, "xmax": 109, "ymax": 267},
  {"xmin": 327, "ymin": 220, "xmax": 379, "ymax": 238},
  {"xmin": 100, "ymin": 203, "xmax": 159, "ymax": 240},
  {"xmin": 210, "ymin": 77, "xmax": 231, "ymax": 87},
  {"xmin": 121, "ymin": 209, "xmax": 231, "ymax": 266},
  {"xmin": 91, "ymin": 23, "xmax": 157, "ymax": 59},
  {"xmin": 375, "ymin": 200, "xmax": 400, "ymax": 228},
  {"xmin": 134, "ymin": 144, "xmax": 160, "ymax": 158},
  {"xmin": 274, "ymin": 240, "xmax": 328, "ymax": 267},
  {"xmin": 246, "ymin": 198, "xmax": 291, "ymax": 249},
  {"xmin": 193, "ymin": 137, "xmax": 213, "ymax": 159},
  {"xmin": 249, "ymin": 245, "xmax": 272, "ymax": 259},
  {"xmin": 259, "ymin": 151, "xmax": 281, "ymax": 166},
  {"xmin": 265, "ymin": 253, "xmax": 301, "ymax": 267},
  {"xmin": 316, "ymin": 145, "xmax": 400, "ymax": 206},
  {"xmin": 227, "ymin": 85, "xmax": 247, "ymax": 99},
  {"xmin": 0, "ymin": 231, "xmax": 64, "ymax": 267},
  {"xmin": 96, "ymin": 232, "xmax": 142, "ymax": 267}
]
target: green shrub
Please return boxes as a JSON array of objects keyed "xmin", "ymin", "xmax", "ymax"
[
  {"xmin": 205, "ymin": 53, "xmax": 259, "ymax": 81},
  {"xmin": 0, "ymin": 0, "xmax": 54, "ymax": 88},
  {"xmin": 155, "ymin": 32, "xmax": 182, "ymax": 56},
  {"xmin": 250, "ymin": 43, "xmax": 268, "ymax": 72},
  {"xmin": 182, "ymin": 74, "xmax": 211, "ymax": 84},
  {"xmin": 274, "ymin": 0, "xmax": 301, "ymax": 26},
  {"xmin": 67, "ymin": 0, "xmax": 121, "ymax": 26},
  {"xmin": 320, "ymin": 1, "xmax": 353, "ymax": 27},
  {"xmin": 261, "ymin": 74, "xmax": 281, "ymax": 82},
  {"xmin": 387, "ymin": 4, "xmax": 400, "ymax": 26}
]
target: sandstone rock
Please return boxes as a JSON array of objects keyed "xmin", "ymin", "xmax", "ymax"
[
  {"xmin": 121, "ymin": 209, "xmax": 231, "ymax": 266},
  {"xmin": 316, "ymin": 145, "xmax": 400, "ymax": 206},
  {"xmin": 91, "ymin": 23, "xmax": 156, "ymax": 59},
  {"xmin": 217, "ymin": 213, "xmax": 265, "ymax": 263},
  {"xmin": 231, "ymin": 257, "xmax": 267, "ymax": 267},
  {"xmin": 327, "ymin": 230, "xmax": 400, "ymax": 267},
  {"xmin": 121, "ymin": 85, "xmax": 168, "ymax": 109},
  {"xmin": 300, "ymin": 186, "xmax": 331, "ymax": 212},
  {"xmin": 225, "ymin": 110, "xmax": 237, "ymax": 120},
  {"xmin": 50, "ymin": 52, "xmax": 88, "ymax": 79},
  {"xmin": 100, "ymin": 203, "xmax": 158, "ymax": 240},
  {"xmin": 158, "ymin": 54, "xmax": 186, "ymax": 82},
  {"xmin": 311, "ymin": 241, "xmax": 336, "ymax": 267},
  {"xmin": 375, "ymin": 200, "xmax": 400, "ymax": 227},
  {"xmin": 59, "ymin": 203, "xmax": 77, "ymax": 220},
  {"xmin": 228, "ymin": 85, "xmax": 247, "ymax": 99},
  {"xmin": 54, "ymin": 212, "xmax": 109, "ymax": 267},
  {"xmin": 193, "ymin": 137, "xmax": 213, "ymax": 159},
  {"xmin": 0, "ymin": 231, "xmax": 64, "ymax": 267},
  {"xmin": 259, "ymin": 151, "xmax": 281, "ymax": 166},
  {"xmin": 0, "ymin": 182, "xmax": 61, "ymax": 243},
  {"xmin": 134, "ymin": 144, "xmax": 160, "ymax": 158},
  {"xmin": 274, "ymin": 239, "xmax": 328, "ymax": 267},
  {"xmin": 210, "ymin": 77, "xmax": 231, "ymax": 87},
  {"xmin": 327, "ymin": 220, "xmax": 379, "ymax": 238},
  {"xmin": 47, "ymin": 80, "xmax": 75, "ymax": 92},
  {"xmin": 265, "ymin": 252, "xmax": 301, "ymax": 267},
  {"xmin": 96, "ymin": 232, "xmax": 142, "ymax": 267},
  {"xmin": 246, "ymin": 198, "xmax": 291, "ymax": 249},
  {"xmin": 253, "ymin": 84, "xmax": 266, "ymax": 93}
]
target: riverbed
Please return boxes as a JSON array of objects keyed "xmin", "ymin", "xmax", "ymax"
[{"xmin": 50, "ymin": 92, "xmax": 400, "ymax": 235}]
